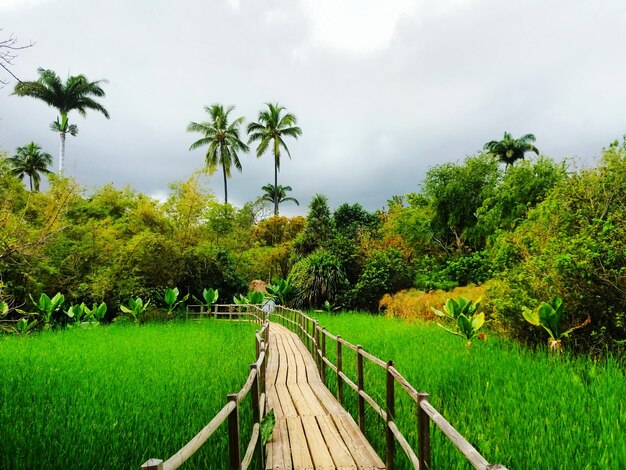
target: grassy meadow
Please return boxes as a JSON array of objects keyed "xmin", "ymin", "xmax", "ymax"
[
  {"xmin": 309, "ymin": 312, "xmax": 625, "ymax": 470},
  {"xmin": 0, "ymin": 321, "xmax": 257, "ymax": 469}
]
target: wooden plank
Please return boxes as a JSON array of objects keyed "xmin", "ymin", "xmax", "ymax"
[
  {"xmin": 266, "ymin": 418, "xmax": 293, "ymax": 470},
  {"xmin": 297, "ymin": 382, "xmax": 328, "ymax": 417},
  {"xmin": 332, "ymin": 413, "xmax": 386, "ymax": 469},
  {"xmin": 276, "ymin": 383, "xmax": 298, "ymax": 418},
  {"xmin": 285, "ymin": 329, "xmax": 322, "ymax": 384},
  {"xmin": 316, "ymin": 415, "xmax": 357, "ymax": 470},
  {"xmin": 281, "ymin": 329, "xmax": 308, "ymax": 385},
  {"xmin": 286, "ymin": 417, "xmax": 314, "ymax": 469},
  {"xmin": 267, "ymin": 386, "xmax": 284, "ymax": 419},
  {"xmin": 288, "ymin": 382, "xmax": 316, "ymax": 417},
  {"xmin": 301, "ymin": 416, "xmax": 335, "ymax": 469}
]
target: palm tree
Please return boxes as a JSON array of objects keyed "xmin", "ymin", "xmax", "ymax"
[
  {"xmin": 248, "ymin": 103, "xmax": 302, "ymax": 215},
  {"xmin": 8, "ymin": 142, "xmax": 53, "ymax": 191},
  {"xmin": 261, "ymin": 184, "xmax": 299, "ymax": 213},
  {"xmin": 483, "ymin": 132, "xmax": 539, "ymax": 167},
  {"xmin": 187, "ymin": 104, "xmax": 249, "ymax": 204},
  {"xmin": 12, "ymin": 68, "xmax": 109, "ymax": 175}
]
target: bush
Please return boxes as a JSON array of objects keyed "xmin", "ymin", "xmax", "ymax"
[
  {"xmin": 352, "ymin": 248, "xmax": 414, "ymax": 312},
  {"xmin": 289, "ymin": 249, "xmax": 347, "ymax": 309}
]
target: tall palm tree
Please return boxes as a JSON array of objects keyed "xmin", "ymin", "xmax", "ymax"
[
  {"xmin": 248, "ymin": 103, "xmax": 302, "ymax": 215},
  {"xmin": 187, "ymin": 104, "xmax": 249, "ymax": 204},
  {"xmin": 8, "ymin": 142, "xmax": 53, "ymax": 191},
  {"xmin": 13, "ymin": 68, "xmax": 109, "ymax": 175},
  {"xmin": 261, "ymin": 183, "xmax": 299, "ymax": 213},
  {"xmin": 483, "ymin": 132, "xmax": 539, "ymax": 167}
]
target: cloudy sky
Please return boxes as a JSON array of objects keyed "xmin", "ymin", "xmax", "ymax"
[{"xmin": 2, "ymin": 0, "xmax": 626, "ymax": 215}]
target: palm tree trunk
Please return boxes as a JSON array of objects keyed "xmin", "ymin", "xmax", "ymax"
[
  {"xmin": 274, "ymin": 157, "xmax": 279, "ymax": 216},
  {"xmin": 222, "ymin": 160, "xmax": 228, "ymax": 204},
  {"xmin": 28, "ymin": 175, "xmax": 33, "ymax": 192},
  {"xmin": 58, "ymin": 131, "xmax": 66, "ymax": 175}
]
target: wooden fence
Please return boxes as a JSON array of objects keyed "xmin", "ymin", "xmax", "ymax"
[
  {"xmin": 141, "ymin": 304, "xmax": 269, "ymax": 470},
  {"xmin": 271, "ymin": 305, "xmax": 507, "ymax": 470}
]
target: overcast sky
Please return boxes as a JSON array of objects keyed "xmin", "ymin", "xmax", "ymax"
[{"xmin": 2, "ymin": 0, "xmax": 626, "ymax": 215}]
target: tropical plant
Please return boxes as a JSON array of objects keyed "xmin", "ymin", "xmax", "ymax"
[
  {"xmin": 84, "ymin": 302, "xmax": 107, "ymax": 324},
  {"xmin": 120, "ymin": 297, "xmax": 150, "ymax": 324},
  {"xmin": 8, "ymin": 142, "xmax": 53, "ymax": 191},
  {"xmin": 13, "ymin": 68, "xmax": 109, "ymax": 174},
  {"xmin": 162, "ymin": 287, "xmax": 189, "ymax": 316},
  {"xmin": 522, "ymin": 296, "xmax": 590, "ymax": 352},
  {"xmin": 483, "ymin": 132, "xmax": 539, "ymax": 167},
  {"xmin": 8, "ymin": 317, "xmax": 38, "ymax": 336},
  {"xmin": 314, "ymin": 300, "xmax": 338, "ymax": 314},
  {"xmin": 194, "ymin": 288, "xmax": 219, "ymax": 311},
  {"xmin": 65, "ymin": 303, "xmax": 87, "ymax": 326},
  {"xmin": 0, "ymin": 300, "xmax": 8, "ymax": 317},
  {"xmin": 233, "ymin": 291, "xmax": 265, "ymax": 305},
  {"xmin": 260, "ymin": 184, "xmax": 299, "ymax": 213},
  {"xmin": 248, "ymin": 103, "xmax": 302, "ymax": 215},
  {"xmin": 187, "ymin": 104, "xmax": 249, "ymax": 203},
  {"xmin": 25, "ymin": 292, "xmax": 65, "ymax": 329},
  {"xmin": 266, "ymin": 279, "xmax": 293, "ymax": 306},
  {"xmin": 432, "ymin": 297, "xmax": 486, "ymax": 347},
  {"xmin": 289, "ymin": 249, "xmax": 347, "ymax": 309}
]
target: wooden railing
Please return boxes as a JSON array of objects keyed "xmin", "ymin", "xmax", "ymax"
[
  {"xmin": 271, "ymin": 305, "xmax": 507, "ymax": 470},
  {"xmin": 141, "ymin": 304, "xmax": 269, "ymax": 470}
]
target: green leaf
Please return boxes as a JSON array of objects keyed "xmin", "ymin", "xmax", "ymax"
[
  {"xmin": 522, "ymin": 307, "xmax": 540, "ymax": 326},
  {"xmin": 261, "ymin": 409, "xmax": 276, "ymax": 446}
]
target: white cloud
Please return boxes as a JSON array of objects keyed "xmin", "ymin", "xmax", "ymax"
[
  {"xmin": 0, "ymin": 0, "xmax": 46, "ymax": 12},
  {"xmin": 300, "ymin": 0, "xmax": 473, "ymax": 54}
]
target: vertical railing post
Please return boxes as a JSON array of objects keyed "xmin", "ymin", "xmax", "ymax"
[
  {"xmin": 314, "ymin": 321, "xmax": 320, "ymax": 371},
  {"xmin": 227, "ymin": 394, "xmax": 241, "ymax": 470},
  {"xmin": 229, "ymin": 304, "xmax": 233, "ymax": 321},
  {"xmin": 321, "ymin": 328, "xmax": 327, "ymax": 384},
  {"xmin": 250, "ymin": 364, "xmax": 264, "ymax": 469},
  {"xmin": 356, "ymin": 345, "xmax": 365, "ymax": 432},
  {"xmin": 213, "ymin": 303, "xmax": 218, "ymax": 319},
  {"xmin": 386, "ymin": 361, "xmax": 395, "ymax": 470},
  {"xmin": 336, "ymin": 336, "xmax": 343, "ymax": 403},
  {"xmin": 417, "ymin": 392, "xmax": 431, "ymax": 470}
]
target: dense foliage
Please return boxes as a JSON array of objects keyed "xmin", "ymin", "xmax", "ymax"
[{"xmin": 3, "ymin": 137, "xmax": 626, "ymax": 352}]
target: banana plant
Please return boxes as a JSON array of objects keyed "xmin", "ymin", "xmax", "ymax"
[
  {"xmin": 432, "ymin": 296, "xmax": 486, "ymax": 347},
  {"xmin": 522, "ymin": 296, "xmax": 590, "ymax": 352},
  {"xmin": 193, "ymin": 288, "xmax": 219, "ymax": 311},
  {"xmin": 120, "ymin": 297, "xmax": 150, "ymax": 324},
  {"xmin": 65, "ymin": 303, "xmax": 87, "ymax": 326},
  {"xmin": 163, "ymin": 287, "xmax": 189, "ymax": 316},
  {"xmin": 26, "ymin": 292, "xmax": 65, "ymax": 329},
  {"xmin": 314, "ymin": 300, "xmax": 338, "ymax": 314},
  {"xmin": 84, "ymin": 302, "xmax": 107, "ymax": 324},
  {"xmin": 266, "ymin": 279, "xmax": 293, "ymax": 306},
  {"xmin": 233, "ymin": 291, "xmax": 265, "ymax": 305}
]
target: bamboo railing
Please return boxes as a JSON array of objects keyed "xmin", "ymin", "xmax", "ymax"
[
  {"xmin": 271, "ymin": 305, "xmax": 507, "ymax": 470},
  {"xmin": 141, "ymin": 305, "xmax": 269, "ymax": 470}
]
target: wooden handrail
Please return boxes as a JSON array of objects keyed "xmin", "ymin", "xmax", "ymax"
[
  {"xmin": 141, "ymin": 305, "xmax": 270, "ymax": 470},
  {"xmin": 270, "ymin": 305, "xmax": 507, "ymax": 470}
]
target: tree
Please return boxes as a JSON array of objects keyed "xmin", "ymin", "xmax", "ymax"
[
  {"xmin": 13, "ymin": 68, "xmax": 109, "ymax": 175},
  {"xmin": 8, "ymin": 142, "xmax": 53, "ymax": 191},
  {"xmin": 187, "ymin": 104, "xmax": 249, "ymax": 204},
  {"xmin": 248, "ymin": 103, "xmax": 302, "ymax": 215},
  {"xmin": 0, "ymin": 29, "xmax": 33, "ymax": 86},
  {"xmin": 483, "ymin": 132, "xmax": 539, "ymax": 167},
  {"xmin": 261, "ymin": 184, "xmax": 299, "ymax": 212}
]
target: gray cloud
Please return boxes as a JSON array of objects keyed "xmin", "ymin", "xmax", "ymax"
[{"xmin": 2, "ymin": 0, "xmax": 626, "ymax": 215}]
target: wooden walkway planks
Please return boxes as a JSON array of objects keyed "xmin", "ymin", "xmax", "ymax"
[{"xmin": 265, "ymin": 323, "xmax": 385, "ymax": 470}]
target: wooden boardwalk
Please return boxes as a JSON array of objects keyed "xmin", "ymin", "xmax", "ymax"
[{"xmin": 265, "ymin": 323, "xmax": 385, "ymax": 470}]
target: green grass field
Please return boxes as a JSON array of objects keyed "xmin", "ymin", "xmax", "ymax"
[
  {"xmin": 308, "ymin": 312, "xmax": 625, "ymax": 470},
  {"xmin": 0, "ymin": 321, "xmax": 257, "ymax": 469}
]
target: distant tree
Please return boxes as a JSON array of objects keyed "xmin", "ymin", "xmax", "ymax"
[
  {"xmin": 0, "ymin": 29, "xmax": 33, "ymax": 86},
  {"xmin": 248, "ymin": 103, "xmax": 302, "ymax": 215},
  {"xmin": 483, "ymin": 132, "xmax": 539, "ymax": 167},
  {"xmin": 8, "ymin": 142, "xmax": 53, "ymax": 191},
  {"xmin": 187, "ymin": 104, "xmax": 249, "ymax": 204},
  {"xmin": 261, "ymin": 184, "xmax": 299, "ymax": 213},
  {"xmin": 292, "ymin": 194, "xmax": 334, "ymax": 258},
  {"xmin": 13, "ymin": 68, "xmax": 109, "ymax": 175}
]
